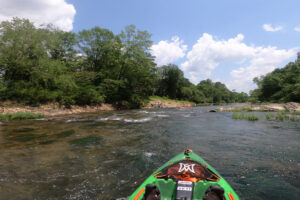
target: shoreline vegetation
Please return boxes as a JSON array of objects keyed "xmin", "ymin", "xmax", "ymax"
[
  {"xmin": 231, "ymin": 110, "xmax": 300, "ymax": 122},
  {"xmin": 0, "ymin": 100, "xmax": 300, "ymax": 121},
  {"xmin": 0, "ymin": 18, "xmax": 248, "ymax": 112},
  {"xmin": 0, "ymin": 18, "xmax": 299, "ymax": 121},
  {"xmin": 0, "ymin": 96, "xmax": 195, "ymax": 120},
  {"xmin": 216, "ymin": 102, "xmax": 300, "ymax": 112},
  {"xmin": 225, "ymin": 102, "xmax": 300, "ymax": 122},
  {"xmin": 0, "ymin": 112, "xmax": 44, "ymax": 121},
  {"xmin": 232, "ymin": 113, "xmax": 259, "ymax": 121}
]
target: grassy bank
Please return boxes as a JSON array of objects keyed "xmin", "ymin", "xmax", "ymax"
[
  {"xmin": 0, "ymin": 112, "xmax": 44, "ymax": 121},
  {"xmin": 232, "ymin": 112, "xmax": 259, "ymax": 121}
]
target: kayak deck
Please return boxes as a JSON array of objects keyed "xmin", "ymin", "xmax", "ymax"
[{"xmin": 129, "ymin": 150, "xmax": 239, "ymax": 200}]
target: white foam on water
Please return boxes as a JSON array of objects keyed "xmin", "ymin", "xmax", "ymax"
[
  {"xmin": 156, "ymin": 114, "xmax": 169, "ymax": 118},
  {"xmin": 144, "ymin": 152, "xmax": 155, "ymax": 157},
  {"xmin": 97, "ymin": 116, "xmax": 122, "ymax": 121},
  {"xmin": 139, "ymin": 110, "xmax": 150, "ymax": 113},
  {"xmin": 97, "ymin": 117, "xmax": 109, "ymax": 121},
  {"xmin": 139, "ymin": 110, "xmax": 165, "ymax": 114},
  {"xmin": 34, "ymin": 118, "xmax": 48, "ymax": 121},
  {"xmin": 66, "ymin": 118, "xmax": 90, "ymax": 123},
  {"xmin": 111, "ymin": 117, "xmax": 123, "ymax": 121},
  {"xmin": 97, "ymin": 115, "xmax": 152, "ymax": 123},
  {"xmin": 124, "ymin": 117, "xmax": 152, "ymax": 123}
]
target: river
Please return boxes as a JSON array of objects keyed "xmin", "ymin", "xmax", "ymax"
[{"xmin": 0, "ymin": 106, "xmax": 299, "ymax": 200}]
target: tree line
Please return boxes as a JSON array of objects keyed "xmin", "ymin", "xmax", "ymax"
[
  {"xmin": 250, "ymin": 54, "xmax": 300, "ymax": 103},
  {"xmin": 0, "ymin": 18, "xmax": 248, "ymax": 108}
]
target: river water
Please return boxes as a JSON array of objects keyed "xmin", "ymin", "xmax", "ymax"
[{"xmin": 0, "ymin": 106, "xmax": 299, "ymax": 200}]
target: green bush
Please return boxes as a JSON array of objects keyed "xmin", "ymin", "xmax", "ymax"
[
  {"xmin": 232, "ymin": 112, "xmax": 259, "ymax": 121},
  {"xmin": 265, "ymin": 112, "xmax": 299, "ymax": 121},
  {"xmin": 0, "ymin": 112, "xmax": 44, "ymax": 121}
]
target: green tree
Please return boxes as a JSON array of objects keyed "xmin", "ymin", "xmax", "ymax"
[
  {"xmin": 156, "ymin": 64, "xmax": 187, "ymax": 99},
  {"xmin": 78, "ymin": 27, "xmax": 122, "ymax": 78},
  {"xmin": 196, "ymin": 79, "xmax": 248, "ymax": 103},
  {"xmin": 0, "ymin": 18, "xmax": 77, "ymax": 105},
  {"xmin": 115, "ymin": 25, "xmax": 157, "ymax": 108},
  {"xmin": 251, "ymin": 56, "xmax": 300, "ymax": 103}
]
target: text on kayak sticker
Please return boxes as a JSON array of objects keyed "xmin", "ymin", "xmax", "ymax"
[
  {"xmin": 177, "ymin": 186, "xmax": 192, "ymax": 191},
  {"xmin": 178, "ymin": 163, "xmax": 195, "ymax": 173}
]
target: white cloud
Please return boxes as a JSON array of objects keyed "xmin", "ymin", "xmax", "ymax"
[
  {"xmin": 228, "ymin": 46, "xmax": 296, "ymax": 92},
  {"xmin": 151, "ymin": 36, "xmax": 187, "ymax": 66},
  {"xmin": 0, "ymin": 0, "xmax": 76, "ymax": 31},
  {"xmin": 294, "ymin": 26, "xmax": 300, "ymax": 32},
  {"xmin": 263, "ymin": 24, "xmax": 283, "ymax": 32},
  {"xmin": 181, "ymin": 33, "xmax": 256, "ymax": 83},
  {"xmin": 180, "ymin": 33, "xmax": 297, "ymax": 92}
]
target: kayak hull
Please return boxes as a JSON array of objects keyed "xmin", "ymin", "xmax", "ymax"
[{"xmin": 128, "ymin": 150, "xmax": 239, "ymax": 200}]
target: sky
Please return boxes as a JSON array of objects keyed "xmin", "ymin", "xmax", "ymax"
[{"xmin": 0, "ymin": 0, "xmax": 300, "ymax": 93}]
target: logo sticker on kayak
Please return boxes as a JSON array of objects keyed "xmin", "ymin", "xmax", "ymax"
[{"xmin": 178, "ymin": 163, "xmax": 195, "ymax": 173}]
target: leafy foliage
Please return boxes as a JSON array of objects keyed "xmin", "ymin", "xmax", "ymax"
[
  {"xmin": 155, "ymin": 64, "xmax": 248, "ymax": 104},
  {"xmin": 0, "ymin": 18, "xmax": 249, "ymax": 108},
  {"xmin": 250, "ymin": 56, "xmax": 300, "ymax": 103}
]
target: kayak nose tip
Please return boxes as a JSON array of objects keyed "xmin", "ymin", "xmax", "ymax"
[{"xmin": 184, "ymin": 149, "xmax": 193, "ymax": 156}]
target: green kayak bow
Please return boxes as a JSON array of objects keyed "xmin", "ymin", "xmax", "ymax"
[{"xmin": 129, "ymin": 149, "xmax": 239, "ymax": 200}]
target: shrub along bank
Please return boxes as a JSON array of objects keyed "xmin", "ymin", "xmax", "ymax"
[{"xmin": 0, "ymin": 18, "xmax": 249, "ymax": 109}]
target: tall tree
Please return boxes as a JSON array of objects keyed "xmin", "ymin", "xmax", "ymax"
[
  {"xmin": 0, "ymin": 18, "xmax": 77, "ymax": 105},
  {"xmin": 156, "ymin": 64, "xmax": 186, "ymax": 99},
  {"xmin": 78, "ymin": 27, "xmax": 122, "ymax": 78},
  {"xmin": 115, "ymin": 25, "xmax": 157, "ymax": 107}
]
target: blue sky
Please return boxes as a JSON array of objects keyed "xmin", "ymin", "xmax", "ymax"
[
  {"xmin": 1, "ymin": 0, "xmax": 299, "ymax": 92},
  {"xmin": 71, "ymin": 0, "xmax": 299, "ymax": 48}
]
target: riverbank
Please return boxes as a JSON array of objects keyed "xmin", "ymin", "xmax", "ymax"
[
  {"xmin": 216, "ymin": 102, "xmax": 300, "ymax": 112},
  {"xmin": 1, "ymin": 100, "xmax": 299, "ymax": 119},
  {"xmin": 0, "ymin": 98, "xmax": 195, "ymax": 118},
  {"xmin": 0, "ymin": 102, "xmax": 115, "ymax": 117}
]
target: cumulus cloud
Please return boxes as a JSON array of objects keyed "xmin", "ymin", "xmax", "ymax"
[
  {"xmin": 228, "ymin": 47, "xmax": 296, "ymax": 92},
  {"xmin": 263, "ymin": 24, "xmax": 283, "ymax": 32},
  {"xmin": 151, "ymin": 36, "xmax": 187, "ymax": 66},
  {"xmin": 180, "ymin": 33, "xmax": 297, "ymax": 92},
  {"xmin": 181, "ymin": 33, "xmax": 255, "ymax": 82},
  {"xmin": 294, "ymin": 26, "xmax": 300, "ymax": 32},
  {"xmin": 0, "ymin": 0, "xmax": 76, "ymax": 31}
]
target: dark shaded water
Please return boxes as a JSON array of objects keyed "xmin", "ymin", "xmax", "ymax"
[{"xmin": 0, "ymin": 106, "xmax": 299, "ymax": 200}]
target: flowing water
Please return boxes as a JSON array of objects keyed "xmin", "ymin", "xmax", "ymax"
[{"xmin": 0, "ymin": 106, "xmax": 299, "ymax": 200}]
